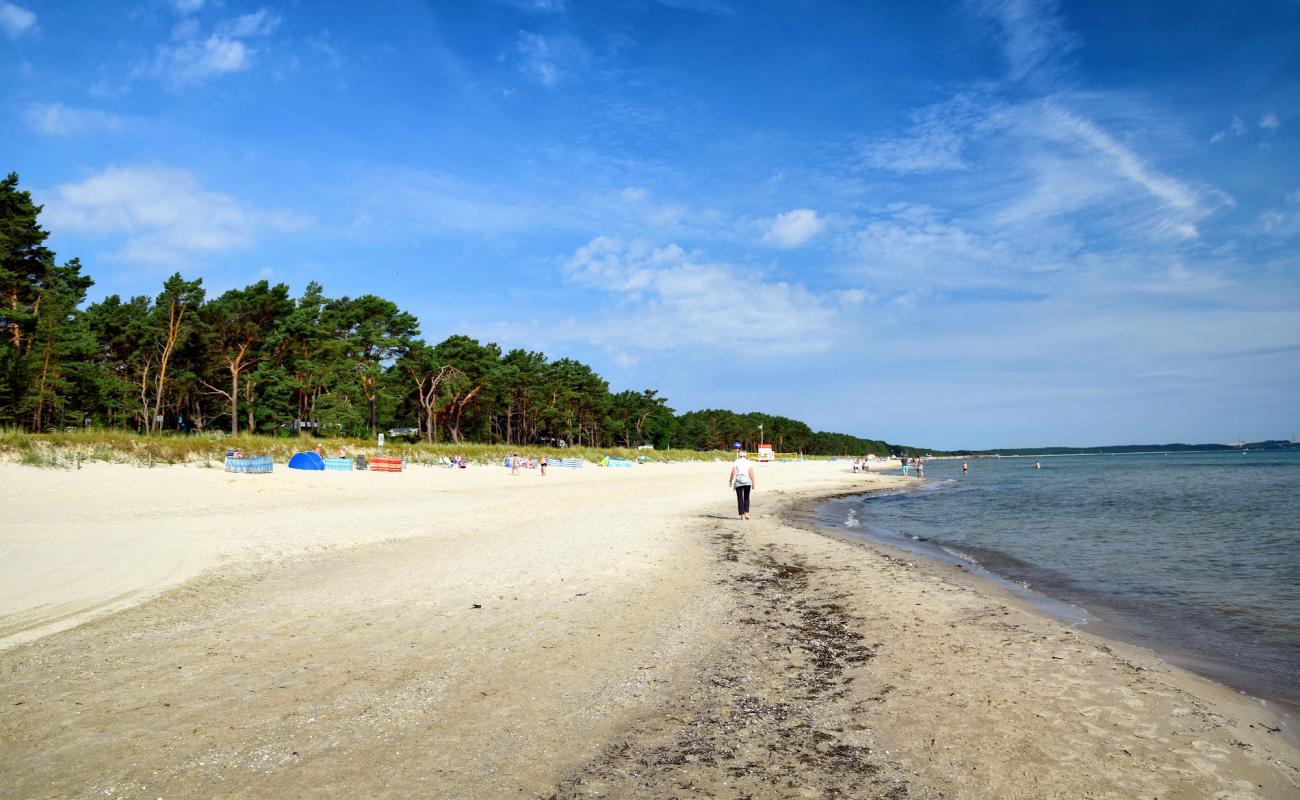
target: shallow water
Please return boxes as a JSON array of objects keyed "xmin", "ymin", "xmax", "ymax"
[{"xmin": 817, "ymin": 451, "xmax": 1300, "ymax": 711}]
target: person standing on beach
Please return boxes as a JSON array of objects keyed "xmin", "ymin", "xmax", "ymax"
[
  {"xmin": 510, "ymin": 453, "xmax": 520, "ymax": 476},
  {"xmin": 540, "ymin": 454, "xmax": 547, "ymax": 476},
  {"xmin": 730, "ymin": 450, "xmax": 755, "ymax": 520}
]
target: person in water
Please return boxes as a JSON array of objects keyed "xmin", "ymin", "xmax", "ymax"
[
  {"xmin": 962, "ymin": 461, "xmax": 969, "ymax": 474},
  {"xmin": 729, "ymin": 449, "xmax": 756, "ymax": 520}
]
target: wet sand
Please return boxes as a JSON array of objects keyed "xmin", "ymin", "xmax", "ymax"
[{"xmin": 0, "ymin": 460, "xmax": 1296, "ymax": 798}]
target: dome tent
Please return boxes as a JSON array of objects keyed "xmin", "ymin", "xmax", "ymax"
[{"xmin": 287, "ymin": 451, "xmax": 326, "ymax": 470}]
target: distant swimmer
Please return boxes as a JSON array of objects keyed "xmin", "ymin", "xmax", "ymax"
[
  {"xmin": 962, "ymin": 461, "xmax": 969, "ymax": 475},
  {"xmin": 1035, "ymin": 460, "xmax": 1041, "ymax": 469}
]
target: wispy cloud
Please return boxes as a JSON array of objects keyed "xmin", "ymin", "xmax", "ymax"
[
  {"xmin": 216, "ymin": 8, "xmax": 281, "ymax": 38},
  {"xmin": 353, "ymin": 166, "xmax": 577, "ymax": 236},
  {"xmin": 763, "ymin": 209, "xmax": 825, "ymax": 249},
  {"xmin": 860, "ymin": 93, "xmax": 1228, "ymax": 243},
  {"xmin": 0, "ymin": 1, "xmax": 36, "ymax": 39},
  {"xmin": 24, "ymin": 103, "xmax": 126, "ymax": 136},
  {"xmin": 150, "ymin": 7, "xmax": 282, "ymax": 85},
  {"xmin": 1020, "ymin": 102, "xmax": 1221, "ymax": 238},
  {"xmin": 970, "ymin": 0, "xmax": 1080, "ymax": 84},
  {"xmin": 562, "ymin": 236, "xmax": 839, "ymax": 354},
  {"xmin": 1259, "ymin": 112, "xmax": 1280, "ymax": 132},
  {"xmin": 1210, "ymin": 114, "xmax": 1248, "ymax": 143},
  {"xmin": 652, "ymin": 0, "xmax": 734, "ymax": 14},
  {"xmin": 169, "ymin": 0, "xmax": 204, "ymax": 13},
  {"xmin": 40, "ymin": 166, "xmax": 308, "ymax": 264},
  {"xmin": 515, "ymin": 31, "xmax": 578, "ymax": 87},
  {"xmin": 860, "ymin": 97, "xmax": 981, "ymax": 173}
]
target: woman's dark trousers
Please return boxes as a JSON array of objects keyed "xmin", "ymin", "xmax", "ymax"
[{"xmin": 735, "ymin": 485, "xmax": 751, "ymax": 515}]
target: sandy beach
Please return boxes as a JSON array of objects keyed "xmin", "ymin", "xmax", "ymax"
[{"xmin": 1, "ymin": 458, "xmax": 1296, "ymax": 799}]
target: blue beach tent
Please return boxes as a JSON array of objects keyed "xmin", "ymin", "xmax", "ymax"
[{"xmin": 287, "ymin": 451, "xmax": 326, "ymax": 470}]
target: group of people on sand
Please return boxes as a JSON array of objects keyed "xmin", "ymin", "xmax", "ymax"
[
  {"xmin": 850, "ymin": 458, "xmax": 874, "ymax": 473},
  {"xmin": 508, "ymin": 453, "xmax": 548, "ymax": 477}
]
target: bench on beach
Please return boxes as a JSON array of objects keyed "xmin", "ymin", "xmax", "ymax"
[
  {"xmin": 368, "ymin": 456, "xmax": 405, "ymax": 472},
  {"xmin": 224, "ymin": 455, "xmax": 273, "ymax": 474}
]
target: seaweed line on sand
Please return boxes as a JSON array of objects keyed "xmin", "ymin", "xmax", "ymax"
[{"xmin": 544, "ymin": 522, "xmax": 914, "ymax": 800}]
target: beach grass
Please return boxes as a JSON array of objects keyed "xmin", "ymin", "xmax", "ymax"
[{"xmin": 0, "ymin": 428, "xmax": 735, "ymax": 468}]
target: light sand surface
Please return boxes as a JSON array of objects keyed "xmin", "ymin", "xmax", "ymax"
[{"xmin": 0, "ymin": 458, "xmax": 1296, "ymax": 799}]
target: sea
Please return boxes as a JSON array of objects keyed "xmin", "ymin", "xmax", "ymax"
[{"xmin": 814, "ymin": 450, "xmax": 1300, "ymax": 727}]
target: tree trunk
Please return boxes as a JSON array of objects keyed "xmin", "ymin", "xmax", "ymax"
[
  {"xmin": 244, "ymin": 380, "xmax": 255, "ymax": 434},
  {"xmin": 30, "ymin": 339, "xmax": 53, "ymax": 431},
  {"xmin": 229, "ymin": 366, "xmax": 240, "ymax": 435}
]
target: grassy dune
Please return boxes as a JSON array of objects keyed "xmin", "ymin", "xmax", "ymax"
[{"xmin": 0, "ymin": 429, "xmax": 734, "ymax": 468}]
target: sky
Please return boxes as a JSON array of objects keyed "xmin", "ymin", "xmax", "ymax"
[{"xmin": 3, "ymin": 0, "xmax": 1298, "ymax": 449}]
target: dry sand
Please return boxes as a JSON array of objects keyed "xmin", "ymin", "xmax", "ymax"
[{"xmin": 0, "ymin": 458, "xmax": 1296, "ymax": 799}]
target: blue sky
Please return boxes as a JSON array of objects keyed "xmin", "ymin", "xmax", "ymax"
[{"xmin": 3, "ymin": 0, "xmax": 1298, "ymax": 449}]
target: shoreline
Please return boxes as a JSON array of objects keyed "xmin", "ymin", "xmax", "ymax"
[
  {"xmin": 800, "ymin": 480, "xmax": 1300, "ymax": 748},
  {"xmin": 1, "ymin": 460, "xmax": 1296, "ymax": 797}
]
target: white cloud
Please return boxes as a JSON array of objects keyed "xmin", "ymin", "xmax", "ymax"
[
  {"xmin": 860, "ymin": 98, "xmax": 981, "ymax": 173},
  {"xmin": 653, "ymin": 0, "xmax": 733, "ymax": 13},
  {"xmin": 971, "ymin": 0, "xmax": 1080, "ymax": 83},
  {"xmin": 151, "ymin": 8, "xmax": 281, "ymax": 85},
  {"xmin": 1259, "ymin": 112, "xmax": 1280, "ymax": 131},
  {"xmin": 40, "ymin": 166, "xmax": 308, "ymax": 264},
  {"xmin": 356, "ymin": 167, "xmax": 571, "ymax": 235},
  {"xmin": 170, "ymin": 0, "xmax": 204, "ymax": 13},
  {"xmin": 990, "ymin": 101, "xmax": 1229, "ymax": 240},
  {"xmin": 831, "ymin": 288, "xmax": 871, "ymax": 306},
  {"xmin": 24, "ymin": 103, "xmax": 125, "ymax": 136},
  {"xmin": 1037, "ymin": 105, "xmax": 1199, "ymax": 213},
  {"xmin": 1213, "ymin": 114, "xmax": 1258, "ymax": 142},
  {"xmin": 0, "ymin": 2, "xmax": 36, "ymax": 38},
  {"xmin": 216, "ymin": 8, "xmax": 281, "ymax": 39},
  {"xmin": 490, "ymin": 0, "xmax": 568, "ymax": 11},
  {"xmin": 853, "ymin": 203, "xmax": 1023, "ymax": 289},
  {"xmin": 158, "ymin": 35, "xmax": 250, "ymax": 81},
  {"xmin": 763, "ymin": 208, "xmax": 825, "ymax": 248},
  {"xmin": 562, "ymin": 236, "xmax": 839, "ymax": 354},
  {"xmin": 517, "ymin": 31, "xmax": 561, "ymax": 87}
]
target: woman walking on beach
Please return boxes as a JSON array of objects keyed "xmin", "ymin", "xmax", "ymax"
[{"xmin": 730, "ymin": 450, "xmax": 756, "ymax": 520}]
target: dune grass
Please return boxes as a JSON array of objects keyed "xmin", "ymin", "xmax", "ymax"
[{"xmin": 0, "ymin": 428, "xmax": 732, "ymax": 468}]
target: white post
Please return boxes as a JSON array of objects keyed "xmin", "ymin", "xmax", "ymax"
[{"xmin": 378, "ymin": 432, "xmax": 385, "ymax": 453}]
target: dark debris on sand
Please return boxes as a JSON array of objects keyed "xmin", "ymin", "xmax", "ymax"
[{"xmin": 544, "ymin": 525, "xmax": 916, "ymax": 800}]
